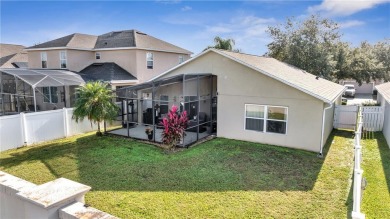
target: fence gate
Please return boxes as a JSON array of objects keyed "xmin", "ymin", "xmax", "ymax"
[
  {"xmin": 334, "ymin": 105, "xmax": 359, "ymax": 130},
  {"xmin": 361, "ymin": 106, "xmax": 384, "ymax": 132},
  {"xmin": 334, "ymin": 105, "xmax": 384, "ymax": 131}
]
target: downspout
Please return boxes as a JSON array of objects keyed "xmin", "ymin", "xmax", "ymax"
[{"xmin": 319, "ymin": 102, "xmax": 333, "ymax": 157}]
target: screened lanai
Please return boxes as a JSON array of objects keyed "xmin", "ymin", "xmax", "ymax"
[
  {"xmin": 111, "ymin": 74, "xmax": 217, "ymax": 147},
  {"xmin": 0, "ymin": 69, "xmax": 85, "ymax": 116}
]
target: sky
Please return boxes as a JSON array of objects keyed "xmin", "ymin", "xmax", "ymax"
[{"xmin": 1, "ymin": 0, "xmax": 389, "ymax": 55}]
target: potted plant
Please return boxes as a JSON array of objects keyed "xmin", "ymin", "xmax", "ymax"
[{"xmin": 145, "ymin": 127, "xmax": 154, "ymax": 140}]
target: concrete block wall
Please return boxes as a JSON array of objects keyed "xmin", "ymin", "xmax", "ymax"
[{"xmin": 0, "ymin": 171, "xmax": 118, "ymax": 219}]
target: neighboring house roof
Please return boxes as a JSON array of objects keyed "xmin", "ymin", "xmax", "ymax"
[
  {"xmin": 376, "ymin": 82, "xmax": 390, "ymax": 103},
  {"xmin": 151, "ymin": 49, "xmax": 345, "ymax": 104},
  {"xmin": 26, "ymin": 33, "xmax": 98, "ymax": 49},
  {"xmin": 0, "ymin": 44, "xmax": 25, "ymax": 57},
  {"xmin": 0, "ymin": 44, "xmax": 28, "ymax": 68},
  {"xmin": 25, "ymin": 30, "xmax": 192, "ymax": 54},
  {"xmin": 78, "ymin": 62, "xmax": 137, "ymax": 83}
]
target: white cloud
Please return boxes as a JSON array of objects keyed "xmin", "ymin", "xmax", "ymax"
[
  {"xmin": 197, "ymin": 15, "xmax": 276, "ymax": 54},
  {"xmin": 181, "ymin": 6, "xmax": 192, "ymax": 11},
  {"xmin": 308, "ymin": 0, "xmax": 390, "ymax": 16},
  {"xmin": 338, "ymin": 20, "xmax": 365, "ymax": 28}
]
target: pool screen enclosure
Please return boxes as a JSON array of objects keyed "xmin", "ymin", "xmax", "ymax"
[
  {"xmin": 112, "ymin": 74, "xmax": 217, "ymax": 147},
  {"xmin": 0, "ymin": 69, "xmax": 85, "ymax": 115}
]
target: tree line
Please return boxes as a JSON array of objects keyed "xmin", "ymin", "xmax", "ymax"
[
  {"xmin": 207, "ymin": 15, "xmax": 389, "ymax": 84},
  {"xmin": 267, "ymin": 15, "xmax": 389, "ymax": 85}
]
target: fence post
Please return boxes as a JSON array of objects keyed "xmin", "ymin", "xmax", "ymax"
[
  {"xmin": 20, "ymin": 112, "xmax": 28, "ymax": 145},
  {"xmin": 351, "ymin": 107, "xmax": 365, "ymax": 219},
  {"xmin": 63, "ymin": 108, "xmax": 69, "ymax": 137}
]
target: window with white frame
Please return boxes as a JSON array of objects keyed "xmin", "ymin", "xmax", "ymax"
[
  {"xmin": 95, "ymin": 52, "xmax": 101, "ymax": 60},
  {"xmin": 179, "ymin": 55, "xmax": 184, "ymax": 64},
  {"xmin": 41, "ymin": 52, "xmax": 47, "ymax": 68},
  {"xmin": 42, "ymin": 87, "xmax": 58, "ymax": 103},
  {"xmin": 245, "ymin": 104, "xmax": 288, "ymax": 134},
  {"xmin": 60, "ymin": 51, "xmax": 67, "ymax": 68},
  {"xmin": 146, "ymin": 52, "xmax": 153, "ymax": 69}
]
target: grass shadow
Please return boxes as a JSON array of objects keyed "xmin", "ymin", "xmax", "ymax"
[
  {"xmin": 1, "ymin": 130, "xmax": 353, "ymax": 193},
  {"xmin": 376, "ymin": 134, "xmax": 390, "ymax": 193}
]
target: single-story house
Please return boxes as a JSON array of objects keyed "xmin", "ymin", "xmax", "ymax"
[
  {"xmin": 114, "ymin": 49, "xmax": 345, "ymax": 153},
  {"xmin": 376, "ymin": 82, "xmax": 390, "ymax": 146}
]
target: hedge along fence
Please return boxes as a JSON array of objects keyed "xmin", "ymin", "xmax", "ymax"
[{"xmin": 0, "ymin": 108, "xmax": 104, "ymax": 152}]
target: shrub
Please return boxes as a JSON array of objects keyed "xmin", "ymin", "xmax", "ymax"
[{"xmin": 161, "ymin": 105, "xmax": 188, "ymax": 149}]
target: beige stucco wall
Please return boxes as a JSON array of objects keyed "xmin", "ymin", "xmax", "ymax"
[
  {"xmin": 27, "ymin": 49, "xmax": 189, "ymax": 83},
  {"xmin": 95, "ymin": 50, "xmax": 138, "ymax": 77},
  {"xmin": 378, "ymin": 94, "xmax": 390, "ymax": 147},
  {"xmin": 135, "ymin": 50, "xmax": 190, "ymax": 83},
  {"xmin": 67, "ymin": 50, "xmax": 94, "ymax": 72},
  {"xmin": 28, "ymin": 50, "xmax": 63, "ymax": 69},
  {"xmin": 158, "ymin": 52, "xmax": 332, "ymax": 152},
  {"xmin": 35, "ymin": 86, "xmax": 66, "ymax": 111}
]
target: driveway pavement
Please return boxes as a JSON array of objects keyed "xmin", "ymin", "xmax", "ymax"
[{"xmin": 346, "ymin": 94, "xmax": 376, "ymax": 105}]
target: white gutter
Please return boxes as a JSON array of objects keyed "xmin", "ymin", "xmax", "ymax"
[{"xmin": 319, "ymin": 102, "xmax": 333, "ymax": 157}]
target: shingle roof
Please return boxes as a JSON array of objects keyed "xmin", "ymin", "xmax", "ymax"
[
  {"xmin": 376, "ymin": 82, "xmax": 390, "ymax": 103},
  {"xmin": 78, "ymin": 62, "xmax": 137, "ymax": 83},
  {"xmin": 152, "ymin": 49, "xmax": 345, "ymax": 103},
  {"xmin": 217, "ymin": 50, "xmax": 345, "ymax": 103},
  {"xmin": 26, "ymin": 33, "xmax": 98, "ymax": 49},
  {"xmin": 0, "ymin": 44, "xmax": 25, "ymax": 58},
  {"xmin": 0, "ymin": 52, "xmax": 28, "ymax": 68},
  {"xmin": 24, "ymin": 30, "xmax": 192, "ymax": 54},
  {"xmin": 94, "ymin": 30, "xmax": 136, "ymax": 49},
  {"xmin": 134, "ymin": 30, "xmax": 192, "ymax": 54}
]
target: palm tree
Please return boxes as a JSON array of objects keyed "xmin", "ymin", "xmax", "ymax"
[
  {"xmin": 73, "ymin": 81, "xmax": 119, "ymax": 136},
  {"xmin": 204, "ymin": 36, "xmax": 240, "ymax": 52}
]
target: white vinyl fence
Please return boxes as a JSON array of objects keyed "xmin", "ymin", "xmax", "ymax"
[
  {"xmin": 334, "ymin": 105, "xmax": 359, "ymax": 130},
  {"xmin": 334, "ymin": 105, "xmax": 384, "ymax": 132},
  {"xmin": 0, "ymin": 108, "xmax": 100, "ymax": 152},
  {"xmin": 361, "ymin": 106, "xmax": 384, "ymax": 132},
  {"xmin": 352, "ymin": 107, "xmax": 365, "ymax": 219}
]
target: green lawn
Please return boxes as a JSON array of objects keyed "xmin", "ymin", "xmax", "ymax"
[
  {"xmin": 1, "ymin": 131, "xmax": 355, "ymax": 218},
  {"xmin": 361, "ymin": 133, "xmax": 390, "ymax": 218}
]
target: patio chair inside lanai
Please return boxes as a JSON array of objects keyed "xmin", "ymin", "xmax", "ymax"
[{"xmin": 111, "ymin": 74, "xmax": 217, "ymax": 147}]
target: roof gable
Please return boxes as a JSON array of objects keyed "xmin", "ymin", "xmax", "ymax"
[{"xmin": 152, "ymin": 49, "xmax": 345, "ymax": 103}]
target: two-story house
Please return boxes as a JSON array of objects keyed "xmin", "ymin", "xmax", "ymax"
[
  {"xmin": 25, "ymin": 30, "xmax": 192, "ymax": 89},
  {"xmin": 0, "ymin": 30, "xmax": 191, "ymax": 113}
]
